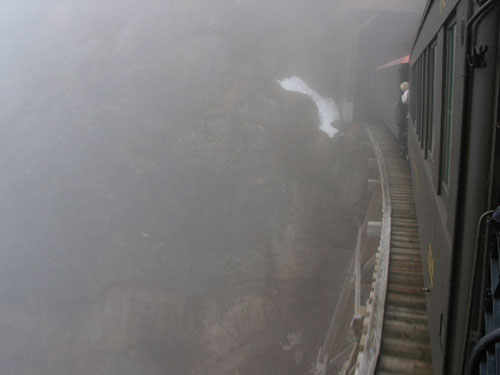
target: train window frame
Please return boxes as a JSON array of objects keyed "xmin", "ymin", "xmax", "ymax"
[
  {"xmin": 416, "ymin": 57, "xmax": 422, "ymax": 139},
  {"xmin": 410, "ymin": 56, "xmax": 423, "ymax": 143},
  {"xmin": 413, "ymin": 59, "xmax": 418, "ymax": 131},
  {"xmin": 418, "ymin": 54, "xmax": 423, "ymax": 146},
  {"xmin": 440, "ymin": 19, "xmax": 457, "ymax": 195},
  {"xmin": 421, "ymin": 49, "xmax": 428, "ymax": 150},
  {"xmin": 426, "ymin": 41, "xmax": 437, "ymax": 160},
  {"xmin": 410, "ymin": 62, "xmax": 416, "ymax": 125}
]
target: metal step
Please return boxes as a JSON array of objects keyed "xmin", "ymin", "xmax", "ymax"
[
  {"xmin": 391, "ymin": 234, "xmax": 420, "ymax": 243},
  {"xmin": 380, "ymin": 337, "xmax": 432, "ymax": 362},
  {"xmin": 383, "ymin": 320, "xmax": 430, "ymax": 340},
  {"xmin": 385, "ymin": 306, "xmax": 428, "ymax": 323},
  {"xmin": 388, "ymin": 272, "xmax": 424, "ymax": 287},
  {"xmin": 391, "ymin": 240, "xmax": 419, "ymax": 249},
  {"xmin": 387, "ymin": 283, "xmax": 425, "ymax": 295},
  {"xmin": 389, "ymin": 259, "xmax": 422, "ymax": 271},
  {"xmin": 377, "ymin": 354, "xmax": 433, "ymax": 374},
  {"xmin": 386, "ymin": 291, "xmax": 426, "ymax": 310},
  {"xmin": 390, "ymin": 253, "xmax": 422, "ymax": 262},
  {"xmin": 391, "ymin": 247, "xmax": 421, "ymax": 255}
]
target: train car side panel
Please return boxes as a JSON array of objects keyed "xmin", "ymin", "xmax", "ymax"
[
  {"xmin": 408, "ymin": 126, "xmax": 454, "ymax": 372},
  {"xmin": 412, "ymin": 0, "xmax": 461, "ymax": 60},
  {"xmin": 407, "ymin": 0, "xmax": 469, "ymax": 373}
]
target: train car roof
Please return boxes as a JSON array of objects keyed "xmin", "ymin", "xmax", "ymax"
[
  {"xmin": 413, "ymin": 0, "xmax": 433, "ymax": 50},
  {"xmin": 376, "ymin": 55, "xmax": 410, "ymax": 70}
]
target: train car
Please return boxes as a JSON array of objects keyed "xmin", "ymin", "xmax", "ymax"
[{"xmin": 398, "ymin": 0, "xmax": 500, "ymax": 373}]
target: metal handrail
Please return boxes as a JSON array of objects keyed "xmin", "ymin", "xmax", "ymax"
[{"xmin": 467, "ymin": 207, "xmax": 500, "ymax": 374}]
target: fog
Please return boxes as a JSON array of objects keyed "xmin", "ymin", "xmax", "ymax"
[{"xmin": 0, "ymin": 1, "xmax": 424, "ymax": 374}]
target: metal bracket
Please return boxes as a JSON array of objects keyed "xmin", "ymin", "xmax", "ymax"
[{"xmin": 467, "ymin": 45, "xmax": 489, "ymax": 68}]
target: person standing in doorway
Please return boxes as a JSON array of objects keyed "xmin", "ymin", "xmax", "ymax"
[{"xmin": 397, "ymin": 81, "xmax": 409, "ymax": 159}]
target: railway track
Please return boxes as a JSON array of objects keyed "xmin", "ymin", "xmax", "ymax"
[
  {"xmin": 370, "ymin": 126, "xmax": 433, "ymax": 375},
  {"xmin": 317, "ymin": 124, "xmax": 433, "ymax": 375}
]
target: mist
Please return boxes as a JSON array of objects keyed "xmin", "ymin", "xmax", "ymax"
[{"xmin": 0, "ymin": 1, "xmax": 425, "ymax": 374}]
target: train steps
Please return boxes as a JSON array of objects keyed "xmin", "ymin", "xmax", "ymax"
[{"xmin": 370, "ymin": 127, "xmax": 433, "ymax": 375}]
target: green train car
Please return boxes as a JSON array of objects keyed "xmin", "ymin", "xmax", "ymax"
[{"xmin": 398, "ymin": 0, "xmax": 499, "ymax": 373}]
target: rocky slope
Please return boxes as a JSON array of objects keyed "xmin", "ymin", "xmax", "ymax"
[{"xmin": 0, "ymin": 1, "xmax": 369, "ymax": 374}]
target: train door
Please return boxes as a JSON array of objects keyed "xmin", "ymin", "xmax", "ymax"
[
  {"xmin": 490, "ymin": 23, "xmax": 500, "ymax": 207},
  {"xmin": 463, "ymin": 10, "xmax": 500, "ymax": 374}
]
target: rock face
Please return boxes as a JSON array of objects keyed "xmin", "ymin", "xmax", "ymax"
[{"xmin": 0, "ymin": 0, "xmax": 368, "ymax": 374}]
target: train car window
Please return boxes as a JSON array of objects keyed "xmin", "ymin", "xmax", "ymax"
[
  {"xmin": 413, "ymin": 61, "xmax": 417, "ymax": 129},
  {"xmin": 427, "ymin": 43, "xmax": 437, "ymax": 157},
  {"xmin": 420, "ymin": 54, "xmax": 425, "ymax": 145},
  {"xmin": 421, "ymin": 50, "xmax": 428, "ymax": 149},
  {"xmin": 441, "ymin": 22, "xmax": 456, "ymax": 189},
  {"xmin": 417, "ymin": 57, "xmax": 422, "ymax": 138},
  {"xmin": 413, "ymin": 62, "xmax": 417, "ymax": 128},
  {"xmin": 410, "ymin": 65, "xmax": 415, "ymax": 123},
  {"xmin": 418, "ymin": 56, "xmax": 423, "ymax": 144},
  {"xmin": 416, "ymin": 58, "xmax": 421, "ymax": 139}
]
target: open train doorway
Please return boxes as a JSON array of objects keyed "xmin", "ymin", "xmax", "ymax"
[{"xmin": 335, "ymin": 4, "xmax": 425, "ymax": 123}]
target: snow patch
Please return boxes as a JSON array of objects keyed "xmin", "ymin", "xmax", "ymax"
[{"xmin": 277, "ymin": 76, "xmax": 339, "ymax": 137}]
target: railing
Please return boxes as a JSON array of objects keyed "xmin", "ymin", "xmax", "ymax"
[
  {"xmin": 312, "ymin": 127, "xmax": 390, "ymax": 375},
  {"xmin": 312, "ymin": 222, "xmax": 368, "ymax": 375}
]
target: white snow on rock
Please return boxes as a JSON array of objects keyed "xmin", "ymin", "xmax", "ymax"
[{"xmin": 278, "ymin": 76, "xmax": 339, "ymax": 137}]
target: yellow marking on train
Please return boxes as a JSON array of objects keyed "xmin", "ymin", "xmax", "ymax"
[
  {"xmin": 428, "ymin": 243, "xmax": 435, "ymax": 288},
  {"xmin": 441, "ymin": 0, "xmax": 446, "ymax": 12}
]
